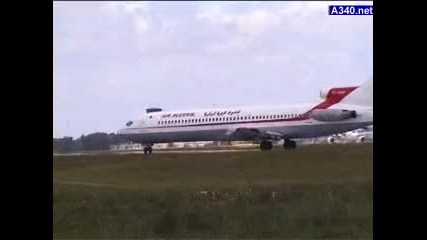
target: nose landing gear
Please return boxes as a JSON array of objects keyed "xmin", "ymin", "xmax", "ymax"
[{"xmin": 143, "ymin": 144, "xmax": 153, "ymax": 154}]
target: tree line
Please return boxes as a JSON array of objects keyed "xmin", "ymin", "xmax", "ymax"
[
  {"xmin": 53, "ymin": 132, "xmax": 129, "ymax": 153},
  {"xmin": 53, "ymin": 133, "xmax": 256, "ymax": 153}
]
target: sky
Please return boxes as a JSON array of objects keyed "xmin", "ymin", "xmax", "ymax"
[{"xmin": 53, "ymin": 1, "xmax": 373, "ymax": 139}]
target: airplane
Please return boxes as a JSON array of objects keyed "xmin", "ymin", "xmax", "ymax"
[
  {"xmin": 118, "ymin": 78, "xmax": 373, "ymax": 154},
  {"xmin": 327, "ymin": 125, "xmax": 373, "ymax": 144}
]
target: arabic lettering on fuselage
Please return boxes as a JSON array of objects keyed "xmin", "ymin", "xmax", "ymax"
[
  {"xmin": 160, "ymin": 110, "xmax": 241, "ymax": 118},
  {"xmin": 204, "ymin": 110, "xmax": 241, "ymax": 117}
]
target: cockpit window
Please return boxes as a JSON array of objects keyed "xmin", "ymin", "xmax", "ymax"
[{"xmin": 126, "ymin": 120, "xmax": 133, "ymax": 126}]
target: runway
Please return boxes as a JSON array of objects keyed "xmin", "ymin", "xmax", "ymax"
[{"xmin": 53, "ymin": 149, "xmax": 258, "ymax": 156}]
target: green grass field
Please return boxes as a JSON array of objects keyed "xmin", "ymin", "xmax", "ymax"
[{"xmin": 53, "ymin": 144, "xmax": 373, "ymax": 239}]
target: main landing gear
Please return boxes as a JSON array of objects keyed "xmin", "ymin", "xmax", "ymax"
[
  {"xmin": 283, "ymin": 139, "xmax": 297, "ymax": 149},
  {"xmin": 143, "ymin": 144, "xmax": 153, "ymax": 155},
  {"xmin": 260, "ymin": 140, "xmax": 273, "ymax": 151},
  {"xmin": 259, "ymin": 139, "xmax": 297, "ymax": 151}
]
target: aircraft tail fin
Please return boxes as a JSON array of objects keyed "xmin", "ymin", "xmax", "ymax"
[{"xmin": 340, "ymin": 77, "xmax": 373, "ymax": 107}]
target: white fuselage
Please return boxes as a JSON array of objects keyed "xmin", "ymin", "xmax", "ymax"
[{"xmin": 118, "ymin": 103, "xmax": 373, "ymax": 144}]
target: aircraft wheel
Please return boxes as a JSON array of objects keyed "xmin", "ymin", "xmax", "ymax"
[
  {"xmin": 143, "ymin": 146, "xmax": 153, "ymax": 154},
  {"xmin": 283, "ymin": 140, "xmax": 297, "ymax": 149},
  {"xmin": 260, "ymin": 141, "xmax": 273, "ymax": 151}
]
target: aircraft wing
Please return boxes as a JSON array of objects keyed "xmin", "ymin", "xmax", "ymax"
[{"xmin": 225, "ymin": 127, "xmax": 285, "ymax": 141}]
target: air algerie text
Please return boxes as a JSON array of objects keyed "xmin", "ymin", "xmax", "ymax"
[{"xmin": 161, "ymin": 113, "xmax": 195, "ymax": 118}]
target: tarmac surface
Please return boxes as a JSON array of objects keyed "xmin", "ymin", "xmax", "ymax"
[{"xmin": 53, "ymin": 149, "xmax": 259, "ymax": 156}]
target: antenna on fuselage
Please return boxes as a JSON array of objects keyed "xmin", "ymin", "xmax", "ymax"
[{"xmin": 146, "ymin": 108, "xmax": 163, "ymax": 114}]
